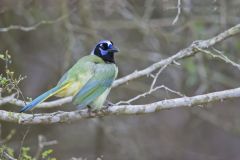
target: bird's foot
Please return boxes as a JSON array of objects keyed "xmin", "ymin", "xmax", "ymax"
[
  {"xmin": 87, "ymin": 105, "xmax": 94, "ymax": 117},
  {"xmin": 107, "ymin": 101, "xmax": 114, "ymax": 107},
  {"xmin": 99, "ymin": 105, "xmax": 111, "ymax": 115},
  {"xmin": 101, "ymin": 101, "xmax": 115, "ymax": 112}
]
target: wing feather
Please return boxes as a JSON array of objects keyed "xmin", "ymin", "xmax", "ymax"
[{"xmin": 73, "ymin": 64, "xmax": 116, "ymax": 109}]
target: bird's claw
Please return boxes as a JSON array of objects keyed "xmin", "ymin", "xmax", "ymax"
[
  {"xmin": 107, "ymin": 101, "xmax": 114, "ymax": 107},
  {"xmin": 87, "ymin": 105, "xmax": 94, "ymax": 116}
]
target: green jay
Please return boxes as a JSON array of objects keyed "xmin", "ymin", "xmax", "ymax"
[{"xmin": 20, "ymin": 40, "xmax": 119, "ymax": 112}]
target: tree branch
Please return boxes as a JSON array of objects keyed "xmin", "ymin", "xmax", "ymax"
[
  {"xmin": 172, "ymin": 0, "xmax": 182, "ymax": 25},
  {"xmin": 113, "ymin": 23, "xmax": 240, "ymax": 87},
  {"xmin": 1, "ymin": 87, "xmax": 240, "ymax": 124},
  {"xmin": 0, "ymin": 15, "xmax": 67, "ymax": 32},
  {"xmin": 2, "ymin": 152, "xmax": 17, "ymax": 160},
  {"xmin": 0, "ymin": 24, "xmax": 240, "ymax": 124},
  {"xmin": 0, "ymin": 23, "xmax": 239, "ymax": 110}
]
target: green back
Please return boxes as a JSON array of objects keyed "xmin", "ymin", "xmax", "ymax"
[
  {"xmin": 73, "ymin": 63, "xmax": 117, "ymax": 109},
  {"xmin": 57, "ymin": 55, "xmax": 105, "ymax": 86}
]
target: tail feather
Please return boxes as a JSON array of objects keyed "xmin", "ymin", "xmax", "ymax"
[{"xmin": 20, "ymin": 85, "xmax": 62, "ymax": 113}]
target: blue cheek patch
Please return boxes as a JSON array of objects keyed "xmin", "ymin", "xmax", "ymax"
[{"xmin": 100, "ymin": 48, "xmax": 108, "ymax": 56}]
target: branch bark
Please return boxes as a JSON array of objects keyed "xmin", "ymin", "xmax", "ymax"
[
  {"xmin": 0, "ymin": 15, "xmax": 67, "ymax": 32},
  {"xmin": 1, "ymin": 87, "xmax": 240, "ymax": 124}
]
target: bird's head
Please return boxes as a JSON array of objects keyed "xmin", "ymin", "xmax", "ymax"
[{"xmin": 93, "ymin": 40, "xmax": 119, "ymax": 63}]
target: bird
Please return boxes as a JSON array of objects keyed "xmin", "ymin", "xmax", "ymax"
[{"xmin": 20, "ymin": 40, "xmax": 119, "ymax": 112}]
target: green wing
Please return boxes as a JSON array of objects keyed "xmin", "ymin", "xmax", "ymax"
[
  {"xmin": 57, "ymin": 55, "xmax": 102, "ymax": 86},
  {"xmin": 57, "ymin": 72, "xmax": 68, "ymax": 85},
  {"xmin": 73, "ymin": 64, "xmax": 117, "ymax": 109}
]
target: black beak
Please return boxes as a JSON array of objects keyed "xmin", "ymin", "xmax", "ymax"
[{"xmin": 107, "ymin": 46, "xmax": 119, "ymax": 53}]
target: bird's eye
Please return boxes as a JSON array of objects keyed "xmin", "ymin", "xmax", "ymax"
[{"xmin": 100, "ymin": 43, "xmax": 108, "ymax": 50}]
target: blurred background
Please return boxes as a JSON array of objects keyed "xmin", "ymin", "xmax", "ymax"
[{"xmin": 0, "ymin": 0, "xmax": 240, "ymax": 159}]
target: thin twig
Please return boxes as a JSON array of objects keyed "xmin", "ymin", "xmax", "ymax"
[
  {"xmin": 0, "ymin": 15, "xmax": 67, "ymax": 32},
  {"xmin": 116, "ymin": 85, "xmax": 185, "ymax": 105},
  {"xmin": 34, "ymin": 135, "xmax": 58, "ymax": 160},
  {"xmin": 18, "ymin": 126, "xmax": 31, "ymax": 159},
  {"xmin": 172, "ymin": 0, "xmax": 182, "ymax": 25},
  {"xmin": 195, "ymin": 47, "xmax": 240, "ymax": 70},
  {"xmin": 2, "ymin": 151, "xmax": 17, "ymax": 160},
  {"xmin": 150, "ymin": 64, "xmax": 169, "ymax": 90}
]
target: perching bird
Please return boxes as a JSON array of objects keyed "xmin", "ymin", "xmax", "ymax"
[{"xmin": 20, "ymin": 40, "xmax": 119, "ymax": 112}]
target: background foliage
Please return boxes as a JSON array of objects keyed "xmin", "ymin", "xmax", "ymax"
[{"xmin": 0, "ymin": 0, "xmax": 240, "ymax": 159}]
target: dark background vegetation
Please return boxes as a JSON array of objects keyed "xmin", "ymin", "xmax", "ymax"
[{"xmin": 1, "ymin": 0, "xmax": 240, "ymax": 159}]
